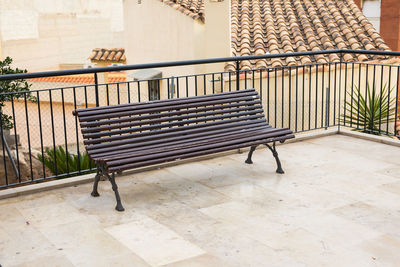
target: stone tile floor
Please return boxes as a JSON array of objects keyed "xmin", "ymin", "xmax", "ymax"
[{"xmin": 1, "ymin": 134, "xmax": 400, "ymax": 267}]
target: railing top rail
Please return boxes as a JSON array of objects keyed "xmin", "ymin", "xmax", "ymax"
[{"xmin": 1, "ymin": 49, "xmax": 400, "ymax": 81}]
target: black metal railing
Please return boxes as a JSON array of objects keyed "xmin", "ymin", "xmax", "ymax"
[{"xmin": 0, "ymin": 49, "xmax": 399, "ymax": 188}]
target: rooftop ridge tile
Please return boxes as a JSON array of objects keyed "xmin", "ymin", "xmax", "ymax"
[{"xmin": 159, "ymin": 0, "xmax": 205, "ymax": 22}]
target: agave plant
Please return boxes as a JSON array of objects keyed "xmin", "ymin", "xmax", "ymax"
[
  {"xmin": 341, "ymin": 82, "xmax": 396, "ymax": 135},
  {"xmin": 38, "ymin": 146, "xmax": 95, "ymax": 178}
]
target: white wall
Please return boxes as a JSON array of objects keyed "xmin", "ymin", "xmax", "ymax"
[
  {"xmin": 362, "ymin": 0, "xmax": 381, "ymax": 33},
  {"xmin": 123, "ymin": 0, "xmax": 233, "ymax": 99},
  {"xmin": 0, "ymin": 0, "xmax": 124, "ymax": 71},
  {"xmin": 123, "ymin": 0, "xmax": 205, "ymax": 77}
]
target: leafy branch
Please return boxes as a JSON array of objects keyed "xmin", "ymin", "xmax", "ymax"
[{"xmin": 0, "ymin": 57, "xmax": 36, "ymax": 130}]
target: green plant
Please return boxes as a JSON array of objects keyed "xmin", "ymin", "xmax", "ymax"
[
  {"xmin": 0, "ymin": 57, "xmax": 36, "ymax": 130},
  {"xmin": 38, "ymin": 146, "xmax": 96, "ymax": 178},
  {"xmin": 341, "ymin": 82, "xmax": 396, "ymax": 135}
]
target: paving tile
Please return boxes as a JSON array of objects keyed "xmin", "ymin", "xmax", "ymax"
[
  {"xmin": 379, "ymin": 181, "xmax": 400, "ymax": 195},
  {"xmin": 162, "ymin": 254, "xmax": 225, "ymax": 267},
  {"xmin": 0, "ymin": 207, "xmax": 58, "ymax": 266},
  {"xmin": 119, "ymin": 183, "xmax": 177, "ymax": 210},
  {"xmin": 40, "ymin": 219, "xmax": 149, "ymax": 267},
  {"xmin": 192, "ymin": 224, "xmax": 304, "ymax": 267},
  {"xmin": 308, "ymin": 135, "xmax": 400, "ymax": 166},
  {"xmin": 135, "ymin": 200, "xmax": 224, "ymax": 246},
  {"xmin": 359, "ymin": 235, "xmax": 400, "ymax": 266},
  {"xmin": 166, "ymin": 162, "xmax": 214, "ymax": 181},
  {"xmin": 255, "ymin": 227, "xmax": 340, "ymax": 266},
  {"xmin": 154, "ymin": 179, "xmax": 230, "ymax": 209},
  {"xmin": 331, "ymin": 202, "xmax": 400, "ymax": 239},
  {"xmin": 17, "ymin": 202, "xmax": 90, "ymax": 229},
  {"xmin": 380, "ymin": 166, "xmax": 400, "ymax": 179},
  {"xmin": 168, "ymin": 162, "xmax": 248, "ymax": 189},
  {"xmin": 11, "ymin": 255, "xmax": 75, "ymax": 267},
  {"xmin": 74, "ymin": 252, "xmax": 151, "ymax": 267},
  {"xmin": 199, "ymin": 201, "xmax": 272, "ymax": 224},
  {"xmin": 298, "ymin": 213, "xmax": 381, "ymax": 248},
  {"xmin": 213, "ymin": 181, "xmax": 297, "ymax": 208},
  {"xmin": 256, "ymin": 178, "xmax": 356, "ymax": 211},
  {"xmin": 105, "ymin": 214, "xmax": 205, "ymax": 266}
]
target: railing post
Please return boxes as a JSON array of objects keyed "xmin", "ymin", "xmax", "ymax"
[
  {"xmin": 338, "ymin": 52, "xmax": 344, "ymax": 131},
  {"xmin": 236, "ymin": 60, "xmax": 240, "ymax": 90},
  {"xmin": 0, "ymin": 108, "xmax": 19, "ymax": 180},
  {"xmin": 395, "ymin": 66, "xmax": 399, "ymax": 137},
  {"xmin": 325, "ymin": 86, "xmax": 330, "ymax": 129},
  {"xmin": 170, "ymin": 76, "xmax": 175, "ymax": 99},
  {"xmin": 94, "ymin": 73, "xmax": 99, "ymax": 107}
]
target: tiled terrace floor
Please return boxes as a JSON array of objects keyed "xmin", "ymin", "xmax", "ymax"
[{"xmin": 1, "ymin": 135, "xmax": 400, "ymax": 267}]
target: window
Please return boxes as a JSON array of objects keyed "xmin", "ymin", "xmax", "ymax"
[{"xmin": 148, "ymin": 79, "xmax": 160, "ymax": 101}]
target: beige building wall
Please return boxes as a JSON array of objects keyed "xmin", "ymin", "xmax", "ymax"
[
  {"xmin": 204, "ymin": 0, "xmax": 231, "ymax": 73},
  {"xmin": 0, "ymin": 0, "xmax": 124, "ymax": 72},
  {"xmin": 123, "ymin": 0, "xmax": 232, "ymax": 98},
  {"xmin": 123, "ymin": 0, "xmax": 205, "ymax": 78}
]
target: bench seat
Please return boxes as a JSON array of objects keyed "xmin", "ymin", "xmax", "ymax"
[{"xmin": 73, "ymin": 89, "xmax": 294, "ymax": 211}]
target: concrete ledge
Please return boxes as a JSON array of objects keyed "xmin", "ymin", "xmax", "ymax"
[
  {"xmin": 0, "ymin": 127, "xmax": 394, "ymax": 201},
  {"xmin": 339, "ymin": 129, "xmax": 400, "ymax": 147},
  {"xmin": 0, "ymin": 173, "xmax": 95, "ymax": 200},
  {"xmin": 289, "ymin": 128, "xmax": 338, "ymax": 144}
]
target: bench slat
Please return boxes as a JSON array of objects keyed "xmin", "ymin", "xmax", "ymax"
[
  {"xmin": 81, "ymin": 100, "xmax": 262, "ymax": 132},
  {"xmin": 85, "ymin": 114, "xmax": 266, "ymax": 146},
  {"xmin": 74, "ymin": 89, "xmax": 256, "ymax": 116},
  {"xmin": 78, "ymin": 94, "xmax": 258, "ymax": 122},
  {"xmin": 86, "ymin": 118, "xmax": 268, "ymax": 152},
  {"xmin": 83, "ymin": 109, "xmax": 264, "ymax": 139},
  {"xmin": 88, "ymin": 121, "xmax": 270, "ymax": 158},
  {"xmin": 107, "ymin": 135, "xmax": 294, "ymax": 172},
  {"xmin": 101, "ymin": 128, "xmax": 290, "ymax": 163}
]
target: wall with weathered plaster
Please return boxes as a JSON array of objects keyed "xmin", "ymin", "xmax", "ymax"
[{"xmin": 0, "ymin": 0, "xmax": 124, "ymax": 71}]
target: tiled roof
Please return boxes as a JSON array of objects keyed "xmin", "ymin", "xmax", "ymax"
[
  {"xmin": 89, "ymin": 48, "xmax": 126, "ymax": 63},
  {"xmin": 30, "ymin": 74, "xmax": 126, "ymax": 84},
  {"xmin": 226, "ymin": 0, "xmax": 391, "ymax": 71},
  {"xmin": 158, "ymin": 0, "xmax": 205, "ymax": 21}
]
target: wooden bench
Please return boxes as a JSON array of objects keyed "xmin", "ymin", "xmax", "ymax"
[{"xmin": 73, "ymin": 89, "xmax": 294, "ymax": 211}]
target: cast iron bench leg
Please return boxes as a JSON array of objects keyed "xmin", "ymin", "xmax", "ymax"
[
  {"xmin": 91, "ymin": 170, "xmax": 101, "ymax": 197},
  {"xmin": 245, "ymin": 145, "xmax": 257, "ymax": 164},
  {"xmin": 265, "ymin": 142, "xmax": 284, "ymax": 174},
  {"xmin": 107, "ymin": 172, "xmax": 125, "ymax": 212}
]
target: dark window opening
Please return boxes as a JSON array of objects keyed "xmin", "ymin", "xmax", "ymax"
[{"xmin": 148, "ymin": 79, "xmax": 160, "ymax": 101}]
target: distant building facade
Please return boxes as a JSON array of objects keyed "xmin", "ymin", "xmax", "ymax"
[
  {"xmin": 355, "ymin": 0, "xmax": 400, "ymax": 51},
  {"xmin": 0, "ymin": 0, "xmax": 124, "ymax": 71}
]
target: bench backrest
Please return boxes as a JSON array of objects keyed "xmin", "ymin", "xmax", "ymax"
[{"xmin": 73, "ymin": 89, "xmax": 268, "ymax": 160}]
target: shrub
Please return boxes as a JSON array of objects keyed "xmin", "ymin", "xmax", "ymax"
[
  {"xmin": 341, "ymin": 82, "xmax": 396, "ymax": 135},
  {"xmin": 0, "ymin": 57, "xmax": 36, "ymax": 130},
  {"xmin": 38, "ymin": 146, "xmax": 96, "ymax": 178}
]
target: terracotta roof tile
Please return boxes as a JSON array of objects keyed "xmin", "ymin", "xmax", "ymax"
[
  {"xmin": 227, "ymin": 0, "xmax": 391, "ymax": 71},
  {"xmin": 89, "ymin": 48, "xmax": 126, "ymax": 63},
  {"xmin": 159, "ymin": 0, "xmax": 204, "ymax": 22},
  {"xmin": 29, "ymin": 73, "xmax": 127, "ymax": 84}
]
